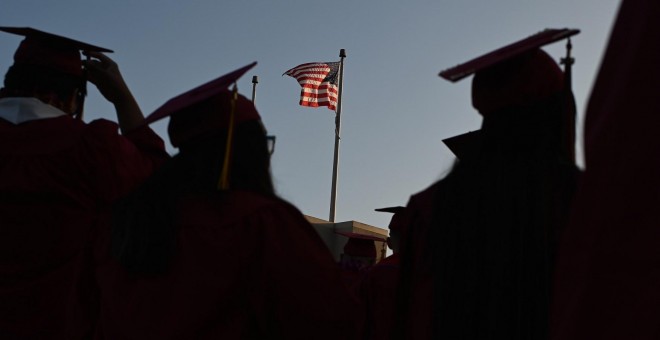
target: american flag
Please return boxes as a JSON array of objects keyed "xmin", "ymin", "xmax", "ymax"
[{"xmin": 283, "ymin": 62, "xmax": 340, "ymax": 111}]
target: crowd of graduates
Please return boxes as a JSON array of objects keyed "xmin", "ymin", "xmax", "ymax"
[{"xmin": 1, "ymin": 0, "xmax": 660, "ymax": 338}]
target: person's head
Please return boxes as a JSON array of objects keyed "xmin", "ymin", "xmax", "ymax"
[
  {"xmin": 440, "ymin": 29, "xmax": 579, "ymax": 162},
  {"xmin": 337, "ymin": 231, "xmax": 386, "ymax": 270},
  {"xmin": 0, "ymin": 27, "xmax": 112, "ymax": 117},
  {"xmin": 375, "ymin": 206, "xmax": 408, "ymax": 254},
  {"xmin": 2, "ymin": 64, "xmax": 83, "ymax": 114},
  {"xmin": 387, "ymin": 230, "xmax": 401, "ymax": 254},
  {"xmin": 472, "ymin": 49, "xmax": 573, "ymax": 159},
  {"xmin": 167, "ymin": 90, "xmax": 274, "ymax": 194},
  {"xmin": 168, "ymin": 90, "xmax": 261, "ymax": 149},
  {"xmin": 471, "ymin": 49, "xmax": 564, "ymax": 116}
]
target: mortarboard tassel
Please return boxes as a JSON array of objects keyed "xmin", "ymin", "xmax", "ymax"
[
  {"xmin": 560, "ymin": 37, "xmax": 577, "ymax": 164},
  {"xmin": 217, "ymin": 85, "xmax": 239, "ymax": 190},
  {"xmin": 74, "ymin": 54, "xmax": 91, "ymax": 121}
]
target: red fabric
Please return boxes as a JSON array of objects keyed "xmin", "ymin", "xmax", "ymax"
[
  {"xmin": 552, "ymin": 1, "xmax": 660, "ymax": 339},
  {"xmin": 340, "ymin": 266, "xmax": 368, "ymax": 295},
  {"xmin": 396, "ymin": 182, "xmax": 439, "ymax": 340},
  {"xmin": 94, "ymin": 191, "xmax": 362, "ymax": 340},
  {"xmin": 358, "ymin": 253, "xmax": 400, "ymax": 340},
  {"xmin": 14, "ymin": 39, "xmax": 83, "ymax": 76},
  {"xmin": 0, "ymin": 116, "xmax": 168, "ymax": 339}
]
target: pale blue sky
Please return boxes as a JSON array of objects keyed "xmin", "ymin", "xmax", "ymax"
[{"xmin": 1, "ymin": 1, "xmax": 621, "ymax": 229}]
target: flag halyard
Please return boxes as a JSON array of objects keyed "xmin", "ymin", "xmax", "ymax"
[{"xmin": 284, "ymin": 62, "xmax": 340, "ymax": 111}]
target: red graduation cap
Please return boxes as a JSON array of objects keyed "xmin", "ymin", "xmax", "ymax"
[
  {"xmin": 442, "ymin": 130, "xmax": 483, "ymax": 160},
  {"xmin": 375, "ymin": 206, "xmax": 408, "ymax": 233},
  {"xmin": 144, "ymin": 62, "xmax": 258, "ymax": 126},
  {"xmin": 336, "ymin": 231, "xmax": 386, "ymax": 258},
  {"xmin": 439, "ymin": 28, "xmax": 579, "ymax": 82},
  {"xmin": 440, "ymin": 29, "xmax": 579, "ymax": 116},
  {"xmin": 143, "ymin": 62, "xmax": 260, "ymax": 190},
  {"xmin": 143, "ymin": 62, "xmax": 259, "ymax": 146},
  {"xmin": 0, "ymin": 26, "xmax": 112, "ymax": 77}
]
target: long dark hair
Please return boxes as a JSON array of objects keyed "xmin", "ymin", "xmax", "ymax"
[
  {"xmin": 111, "ymin": 121, "xmax": 275, "ymax": 275},
  {"xmin": 429, "ymin": 93, "xmax": 579, "ymax": 339}
]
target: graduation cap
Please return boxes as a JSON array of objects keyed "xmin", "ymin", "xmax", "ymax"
[
  {"xmin": 442, "ymin": 130, "xmax": 483, "ymax": 160},
  {"xmin": 440, "ymin": 28, "xmax": 579, "ymax": 82},
  {"xmin": 336, "ymin": 231, "xmax": 386, "ymax": 258},
  {"xmin": 143, "ymin": 62, "xmax": 256, "ymax": 126},
  {"xmin": 0, "ymin": 26, "xmax": 113, "ymax": 77},
  {"xmin": 143, "ymin": 62, "xmax": 259, "ymax": 190},
  {"xmin": 374, "ymin": 206, "xmax": 405, "ymax": 214},
  {"xmin": 143, "ymin": 62, "xmax": 259, "ymax": 141},
  {"xmin": 440, "ymin": 28, "xmax": 579, "ymax": 115},
  {"xmin": 375, "ymin": 206, "xmax": 408, "ymax": 233}
]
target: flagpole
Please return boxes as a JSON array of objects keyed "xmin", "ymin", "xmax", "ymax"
[
  {"xmin": 251, "ymin": 75, "xmax": 258, "ymax": 103},
  {"xmin": 329, "ymin": 48, "xmax": 346, "ymax": 222}
]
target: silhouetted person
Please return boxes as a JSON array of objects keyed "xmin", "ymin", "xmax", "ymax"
[
  {"xmin": 0, "ymin": 27, "xmax": 167, "ymax": 339},
  {"xmin": 358, "ymin": 206, "xmax": 408, "ymax": 340},
  {"xmin": 377, "ymin": 206, "xmax": 406, "ymax": 256},
  {"xmin": 337, "ymin": 231, "xmax": 386, "ymax": 293},
  {"xmin": 94, "ymin": 64, "xmax": 362, "ymax": 340},
  {"xmin": 552, "ymin": 1, "xmax": 660, "ymax": 339},
  {"xmin": 397, "ymin": 29, "xmax": 581, "ymax": 340}
]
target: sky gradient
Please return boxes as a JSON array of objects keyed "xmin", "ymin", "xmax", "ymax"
[{"xmin": 1, "ymin": 1, "xmax": 621, "ymax": 230}]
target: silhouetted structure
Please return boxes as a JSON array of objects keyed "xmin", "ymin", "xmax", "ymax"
[{"xmin": 307, "ymin": 215, "xmax": 388, "ymax": 262}]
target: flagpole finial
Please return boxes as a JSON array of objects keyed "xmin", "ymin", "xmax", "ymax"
[{"xmin": 340, "ymin": 49, "xmax": 346, "ymax": 58}]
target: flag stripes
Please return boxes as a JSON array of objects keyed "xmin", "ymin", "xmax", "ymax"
[{"xmin": 284, "ymin": 62, "xmax": 340, "ymax": 111}]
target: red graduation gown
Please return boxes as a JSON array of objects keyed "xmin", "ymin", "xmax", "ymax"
[
  {"xmin": 94, "ymin": 191, "xmax": 362, "ymax": 340},
  {"xmin": 358, "ymin": 253, "xmax": 400, "ymax": 340},
  {"xmin": 401, "ymin": 172, "xmax": 576, "ymax": 339},
  {"xmin": 396, "ymin": 182, "xmax": 438, "ymax": 340},
  {"xmin": 551, "ymin": 1, "xmax": 660, "ymax": 339},
  {"xmin": 0, "ymin": 116, "xmax": 168, "ymax": 339}
]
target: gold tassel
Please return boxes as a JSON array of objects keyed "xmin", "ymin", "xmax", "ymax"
[{"xmin": 218, "ymin": 85, "xmax": 238, "ymax": 190}]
